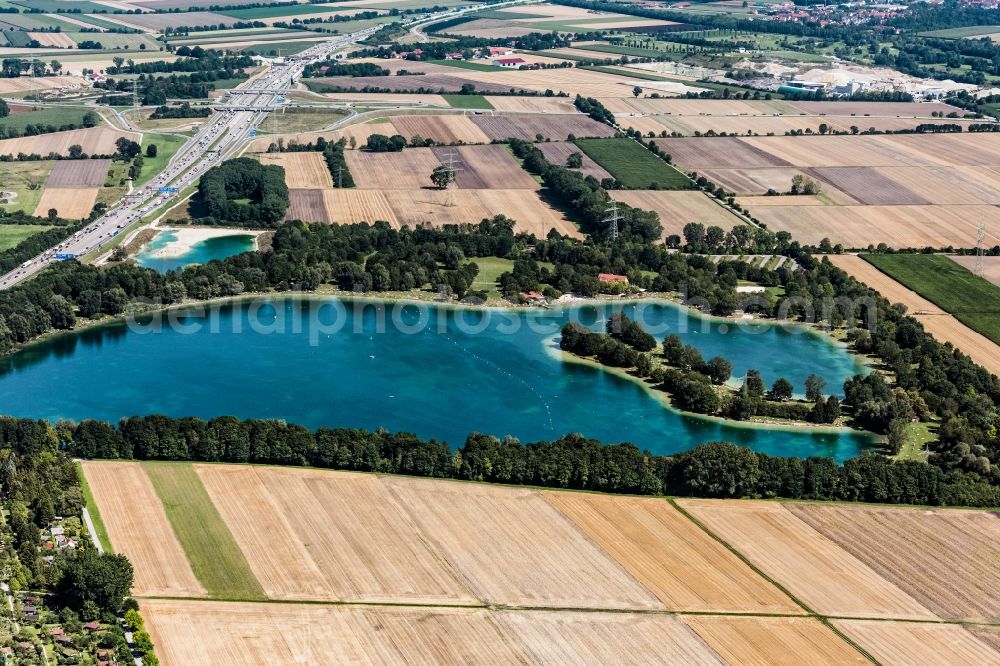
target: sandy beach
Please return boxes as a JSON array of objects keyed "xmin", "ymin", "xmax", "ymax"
[{"xmin": 148, "ymin": 227, "xmax": 263, "ymax": 259}]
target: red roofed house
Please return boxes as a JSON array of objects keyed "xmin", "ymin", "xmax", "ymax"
[
  {"xmin": 493, "ymin": 57, "xmax": 526, "ymax": 69},
  {"xmin": 521, "ymin": 290, "xmax": 545, "ymax": 302},
  {"xmin": 598, "ymin": 273, "xmax": 629, "ymax": 285},
  {"xmin": 488, "ymin": 46, "xmax": 513, "ymax": 56}
]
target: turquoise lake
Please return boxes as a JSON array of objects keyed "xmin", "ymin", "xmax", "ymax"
[
  {"xmin": 0, "ymin": 298, "xmax": 875, "ymax": 461},
  {"xmin": 135, "ymin": 230, "xmax": 255, "ymax": 273}
]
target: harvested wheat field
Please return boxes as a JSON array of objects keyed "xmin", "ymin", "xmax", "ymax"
[
  {"xmin": 544, "ymin": 493, "xmax": 799, "ymax": 614},
  {"xmin": 682, "ymin": 615, "xmax": 866, "ymax": 666},
  {"xmin": 833, "ymin": 620, "xmax": 1000, "ymax": 666},
  {"xmin": 747, "ymin": 204, "xmax": 1000, "ymax": 248},
  {"xmin": 33, "ymin": 187, "xmax": 98, "ymax": 219},
  {"xmin": 788, "ymin": 101, "xmax": 961, "ymax": 116},
  {"xmin": 495, "ymin": 611, "xmax": 724, "ymax": 665},
  {"xmin": 384, "ymin": 476, "xmax": 662, "ymax": 610},
  {"xmin": 27, "ymin": 32, "xmax": 76, "ymax": 48},
  {"xmin": 538, "ymin": 141, "xmax": 610, "ymax": 180},
  {"xmin": 868, "ymin": 166, "xmax": 1000, "ymax": 205},
  {"xmin": 430, "ymin": 144, "xmax": 538, "ymax": 189},
  {"xmin": 0, "ymin": 127, "xmax": 140, "ymax": 157},
  {"xmin": 823, "ymin": 254, "xmax": 1000, "ymax": 375},
  {"xmin": 485, "ymin": 96, "xmax": 576, "ymax": 113},
  {"xmin": 699, "ymin": 167, "xmax": 815, "ymax": 196},
  {"xmin": 789, "ymin": 503, "xmax": 1000, "ymax": 622},
  {"xmin": 390, "ymin": 115, "xmax": 491, "ymax": 145},
  {"xmin": 81, "ymin": 461, "xmax": 205, "ymax": 598},
  {"xmin": 286, "ymin": 189, "xmax": 330, "ymax": 222},
  {"xmin": 346, "ymin": 147, "xmax": 442, "ymax": 189},
  {"xmin": 0, "ymin": 76, "xmax": 86, "ymax": 94},
  {"xmin": 195, "ymin": 465, "xmax": 336, "ymax": 601},
  {"xmin": 471, "ymin": 113, "xmax": 617, "ymax": 141},
  {"xmin": 610, "ymin": 190, "xmax": 743, "ymax": 239},
  {"xmin": 677, "ymin": 499, "xmax": 936, "ymax": 620},
  {"xmin": 741, "ymin": 135, "xmax": 916, "ymax": 168},
  {"xmin": 260, "ymin": 152, "xmax": 332, "ymax": 189},
  {"xmin": 44, "ymin": 159, "xmax": 110, "ymax": 188},
  {"xmin": 223, "ymin": 466, "xmax": 475, "ymax": 604},
  {"xmin": 388, "ymin": 188, "xmax": 577, "ymax": 237},
  {"xmin": 143, "ymin": 599, "xmax": 524, "ymax": 666},
  {"xmin": 321, "ymin": 189, "xmax": 400, "ymax": 226}
]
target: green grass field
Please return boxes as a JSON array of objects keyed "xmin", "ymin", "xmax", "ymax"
[
  {"xmin": 136, "ymin": 133, "xmax": 187, "ymax": 188},
  {"xmin": 427, "ymin": 59, "xmax": 505, "ymax": 72},
  {"xmin": 919, "ymin": 25, "xmax": 1000, "ymax": 39},
  {"xmin": 0, "ymin": 224, "xmax": 53, "ymax": 250},
  {"xmin": 895, "ymin": 421, "xmax": 934, "ymax": 463},
  {"xmin": 0, "ymin": 106, "xmax": 97, "ymax": 134},
  {"xmin": 143, "ymin": 462, "xmax": 265, "ymax": 600},
  {"xmin": 441, "ymin": 94, "xmax": 493, "ymax": 109},
  {"xmin": 77, "ymin": 462, "xmax": 113, "ymax": 553},
  {"xmin": 469, "ymin": 256, "xmax": 513, "ymax": 297},
  {"xmin": 863, "ymin": 253, "xmax": 1000, "ymax": 345},
  {"xmin": 574, "ymin": 137, "xmax": 692, "ymax": 189}
]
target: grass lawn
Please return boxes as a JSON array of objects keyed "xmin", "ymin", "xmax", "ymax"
[
  {"xmin": 441, "ymin": 94, "xmax": 493, "ymax": 109},
  {"xmin": 468, "ymin": 256, "xmax": 513, "ymax": 297},
  {"xmin": 574, "ymin": 137, "xmax": 691, "ymax": 189},
  {"xmin": 76, "ymin": 462, "xmax": 113, "ymax": 553},
  {"xmin": 863, "ymin": 253, "xmax": 1000, "ymax": 345},
  {"xmin": 136, "ymin": 132, "xmax": 187, "ymax": 188},
  {"xmin": 894, "ymin": 421, "xmax": 934, "ymax": 463},
  {"xmin": 258, "ymin": 107, "xmax": 349, "ymax": 134},
  {"xmin": 427, "ymin": 59, "xmax": 504, "ymax": 72},
  {"xmin": 143, "ymin": 462, "xmax": 265, "ymax": 600},
  {"xmin": 0, "ymin": 224, "xmax": 54, "ymax": 250}
]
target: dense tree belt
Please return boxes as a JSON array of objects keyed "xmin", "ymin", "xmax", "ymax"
[
  {"xmin": 196, "ymin": 157, "xmax": 289, "ymax": 227},
  {"xmin": 7, "ymin": 414, "xmax": 982, "ymax": 506}
]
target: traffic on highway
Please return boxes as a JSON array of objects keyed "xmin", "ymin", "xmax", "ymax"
[{"xmin": 0, "ymin": 27, "xmax": 378, "ymax": 291}]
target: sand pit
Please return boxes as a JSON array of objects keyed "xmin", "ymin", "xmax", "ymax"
[{"xmin": 145, "ymin": 227, "xmax": 262, "ymax": 259}]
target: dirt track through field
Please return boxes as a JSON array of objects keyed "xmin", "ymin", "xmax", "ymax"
[
  {"xmin": 544, "ymin": 492, "xmax": 800, "ymax": 614},
  {"xmin": 81, "ymin": 461, "xmax": 205, "ymax": 598},
  {"xmin": 677, "ymin": 499, "xmax": 937, "ymax": 620}
]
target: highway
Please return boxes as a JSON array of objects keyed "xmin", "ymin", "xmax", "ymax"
[
  {"xmin": 0, "ymin": 27, "xmax": 378, "ymax": 290},
  {"xmin": 0, "ymin": 1, "xmax": 537, "ymax": 291}
]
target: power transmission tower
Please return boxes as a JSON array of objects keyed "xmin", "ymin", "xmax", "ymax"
[
  {"xmin": 975, "ymin": 220, "xmax": 986, "ymax": 278},
  {"xmin": 131, "ymin": 78, "xmax": 139, "ymax": 111},
  {"xmin": 440, "ymin": 150, "xmax": 463, "ymax": 207},
  {"xmin": 604, "ymin": 199, "xmax": 621, "ymax": 242}
]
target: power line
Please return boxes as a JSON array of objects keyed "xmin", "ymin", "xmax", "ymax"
[
  {"xmin": 603, "ymin": 199, "xmax": 621, "ymax": 242},
  {"xmin": 975, "ymin": 220, "xmax": 986, "ymax": 278},
  {"xmin": 440, "ymin": 150, "xmax": 463, "ymax": 207}
]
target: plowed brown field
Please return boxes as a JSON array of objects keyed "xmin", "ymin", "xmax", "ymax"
[
  {"xmin": 81, "ymin": 461, "xmax": 205, "ymax": 598},
  {"xmin": 544, "ymin": 493, "xmax": 799, "ymax": 614},
  {"xmin": 682, "ymin": 615, "xmax": 867, "ymax": 666},
  {"xmin": 384, "ymin": 476, "xmax": 662, "ymax": 610},
  {"xmin": 677, "ymin": 499, "xmax": 936, "ymax": 620}
]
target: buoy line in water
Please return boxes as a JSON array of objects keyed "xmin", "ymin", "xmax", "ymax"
[{"xmin": 445, "ymin": 335, "xmax": 555, "ymax": 433}]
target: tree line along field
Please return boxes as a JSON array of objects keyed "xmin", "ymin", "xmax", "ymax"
[
  {"xmin": 82, "ymin": 461, "xmax": 1000, "ymax": 665},
  {"xmin": 862, "ymin": 254, "xmax": 1000, "ymax": 346}
]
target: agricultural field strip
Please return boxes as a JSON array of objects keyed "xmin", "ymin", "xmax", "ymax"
[{"xmin": 95, "ymin": 463, "xmax": 1000, "ymax": 630}]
